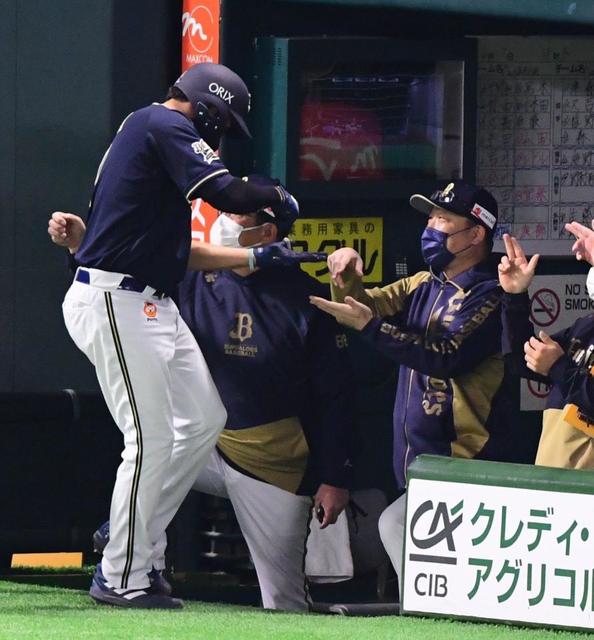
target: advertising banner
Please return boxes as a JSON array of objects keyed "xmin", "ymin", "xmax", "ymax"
[
  {"xmin": 181, "ymin": 0, "xmax": 221, "ymax": 241},
  {"xmin": 403, "ymin": 475, "xmax": 594, "ymax": 631},
  {"xmin": 288, "ymin": 217, "xmax": 383, "ymax": 284},
  {"xmin": 182, "ymin": 0, "xmax": 220, "ymax": 71}
]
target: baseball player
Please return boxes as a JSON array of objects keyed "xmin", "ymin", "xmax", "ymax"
[
  {"xmin": 49, "ymin": 198, "xmax": 355, "ymax": 612},
  {"xmin": 499, "ymin": 229, "xmax": 594, "ymax": 469},
  {"xmin": 310, "ymin": 180, "xmax": 523, "ymax": 597},
  {"xmin": 58, "ymin": 61, "xmax": 323, "ymax": 609}
]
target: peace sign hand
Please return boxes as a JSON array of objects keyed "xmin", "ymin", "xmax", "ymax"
[
  {"xmin": 565, "ymin": 220, "xmax": 594, "ymax": 265},
  {"xmin": 498, "ymin": 234, "xmax": 540, "ymax": 294}
]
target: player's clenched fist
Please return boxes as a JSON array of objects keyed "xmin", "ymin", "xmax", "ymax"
[
  {"xmin": 327, "ymin": 248, "xmax": 364, "ymax": 288},
  {"xmin": 524, "ymin": 330, "xmax": 564, "ymax": 376},
  {"xmin": 314, "ymin": 484, "xmax": 349, "ymax": 530},
  {"xmin": 48, "ymin": 212, "xmax": 86, "ymax": 253}
]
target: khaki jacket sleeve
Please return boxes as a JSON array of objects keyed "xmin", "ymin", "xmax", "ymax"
[{"xmin": 331, "ymin": 271, "xmax": 431, "ymax": 317}]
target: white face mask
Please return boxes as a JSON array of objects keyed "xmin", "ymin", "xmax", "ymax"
[
  {"xmin": 209, "ymin": 214, "xmax": 245, "ymax": 248},
  {"xmin": 586, "ymin": 267, "xmax": 594, "ymax": 300},
  {"xmin": 209, "ymin": 214, "xmax": 266, "ymax": 248}
]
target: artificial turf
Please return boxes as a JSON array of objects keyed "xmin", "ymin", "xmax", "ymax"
[{"xmin": 1, "ymin": 580, "xmax": 592, "ymax": 640}]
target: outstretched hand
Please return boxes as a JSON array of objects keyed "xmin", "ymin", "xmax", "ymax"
[
  {"xmin": 565, "ymin": 220, "xmax": 594, "ymax": 265},
  {"xmin": 252, "ymin": 240, "xmax": 326, "ymax": 268},
  {"xmin": 309, "ymin": 295, "xmax": 372, "ymax": 331},
  {"xmin": 498, "ymin": 233, "xmax": 539, "ymax": 294}
]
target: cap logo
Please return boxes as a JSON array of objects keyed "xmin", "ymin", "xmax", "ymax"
[
  {"xmin": 470, "ymin": 203, "xmax": 496, "ymax": 229},
  {"xmin": 442, "ymin": 182, "xmax": 455, "ymax": 196},
  {"xmin": 209, "ymin": 82, "xmax": 234, "ymax": 104}
]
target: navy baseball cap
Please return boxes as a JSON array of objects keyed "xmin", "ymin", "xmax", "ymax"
[{"xmin": 410, "ymin": 180, "xmax": 498, "ymax": 233}]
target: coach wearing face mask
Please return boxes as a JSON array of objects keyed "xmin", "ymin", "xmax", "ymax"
[{"xmin": 311, "ymin": 180, "xmax": 522, "ymax": 595}]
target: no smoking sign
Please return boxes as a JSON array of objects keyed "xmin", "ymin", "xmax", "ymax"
[
  {"xmin": 529, "ymin": 288, "xmax": 560, "ymax": 327},
  {"xmin": 521, "ymin": 275, "xmax": 587, "ymax": 411},
  {"xmin": 527, "ymin": 379, "xmax": 551, "ymax": 399}
]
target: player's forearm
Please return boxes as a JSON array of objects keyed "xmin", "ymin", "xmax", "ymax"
[
  {"xmin": 187, "ymin": 240, "xmax": 250, "ymax": 271},
  {"xmin": 343, "ymin": 273, "xmax": 423, "ymax": 318},
  {"xmin": 199, "ymin": 176, "xmax": 281, "ymax": 213},
  {"xmin": 360, "ymin": 296, "xmax": 503, "ymax": 378},
  {"xmin": 501, "ymin": 292, "xmax": 534, "ymax": 356}
]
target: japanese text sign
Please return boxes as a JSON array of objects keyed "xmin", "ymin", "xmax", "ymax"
[{"xmin": 288, "ymin": 217, "xmax": 383, "ymax": 284}]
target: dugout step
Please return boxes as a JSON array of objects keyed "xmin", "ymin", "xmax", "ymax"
[{"xmin": 200, "ymin": 530, "xmax": 245, "ymax": 541}]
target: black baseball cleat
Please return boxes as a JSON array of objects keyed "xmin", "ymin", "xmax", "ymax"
[
  {"xmin": 89, "ymin": 563, "xmax": 183, "ymax": 609},
  {"xmin": 92, "ymin": 521, "xmax": 173, "ymax": 596},
  {"xmin": 92, "ymin": 521, "xmax": 110, "ymax": 554},
  {"xmin": 147, "ymin": 567, "xmax": 173, "ymax": 597}
]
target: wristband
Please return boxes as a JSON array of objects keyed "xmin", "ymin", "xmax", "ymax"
[{"xmin": 247, "ymin": 248, "xmax": 256, "ymax": 271}]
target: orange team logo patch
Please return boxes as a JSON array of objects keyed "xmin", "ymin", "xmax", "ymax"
[{"xmin": 143, "ymin": 302, "xmax": 157, "ymax": 318}]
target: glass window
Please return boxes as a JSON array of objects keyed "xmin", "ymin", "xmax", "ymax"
[{"xmin": 298, "ymin": 60, "xmax": 464, "ymax": 182}]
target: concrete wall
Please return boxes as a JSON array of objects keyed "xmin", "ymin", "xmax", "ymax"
[{"xmin": 1, "ymin": 0, "xmax": 180, "ymax": 392}]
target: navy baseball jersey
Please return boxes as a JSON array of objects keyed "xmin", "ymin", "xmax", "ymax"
[
  {"xmin": 178, "ymin": 267, "xmax": 355, "ymax": 494},
  {"xmin": 76, "ymin": 104, "xmax": 233, "ymax": 295}
]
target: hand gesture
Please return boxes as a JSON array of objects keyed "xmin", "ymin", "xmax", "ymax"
[
  {"xmin": 327, "ymin": 248, "xmax": 363, "ymax": 288},
  {"xmin": 309, "ymin": 295, "xmax": 372, "ymax": 331},
  {"xmin": 48, "ymin": 212, "xmax": 86, "ymax": 253},
  {"xmin": 498, "ymin": 234, "xmax": 539, "ymax": 294},
  {"xmin": 314, "ymin": 484, "xmax": 349, "ymax": 530},
  {"xmin": 252, "ymin": 240, "xmax": 326, "ymax": 268},
  {"xmin": 524, "ymin": 331, "xmax": 564, "ymax": 376},
  {"xmin": 565, "ymin": 220, "xmax": 594, "ymax": 265}
]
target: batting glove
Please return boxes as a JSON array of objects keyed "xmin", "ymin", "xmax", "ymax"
[{"xmin": 249, "ymin": 240, "xmax": 326, "ymax": 269}]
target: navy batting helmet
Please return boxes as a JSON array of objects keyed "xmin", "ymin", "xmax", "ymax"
[{"xmin": 174, "ymin": 62, "xmax": 251, "ymax": 149}]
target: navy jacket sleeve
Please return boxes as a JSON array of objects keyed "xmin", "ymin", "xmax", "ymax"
[
  {"xmin": 359, "ymin": 287, "xmax": 503, "ymax": 379},
  {"xmin": 501, "ymin": 291, "xmax": 572, "ymax": 383},
  {"xmin": 547, "ymin": 316, "xmax": 594, "ymax": 417},
  {"xmin": 300, "ymin": 309, "xmax": 355, "ymax": 490},
  {"xmin": 501, "ymin": 292, "xmax": 534, "ymax": 356}
]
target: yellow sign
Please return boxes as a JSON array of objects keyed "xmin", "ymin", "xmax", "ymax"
[
  {"xmin": 11, "ymin": 552, "xmax": 83, "ymax": 569},
  {"xmin": 288, "ymin": 217, "xmax": 383, "ymax": 284}
]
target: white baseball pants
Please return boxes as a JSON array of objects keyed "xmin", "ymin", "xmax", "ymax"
[
  {"xmin": 63, "ymin": 271, "xmax": 226, "ymax": 590},
  {"xmin": 378, "ymin": 492, "xmax": 406, "ymax": 598},
  {"xmin": 153, "ymin": 449, "xmax": 314, "ymax": 611}
]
